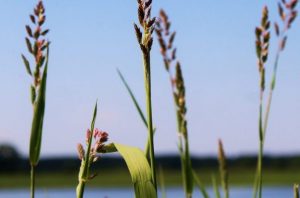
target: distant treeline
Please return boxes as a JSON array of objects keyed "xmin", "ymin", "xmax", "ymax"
[
  {"xmin": 1, "ymin": 143, "xmax": 300, "ymax": 173},
  {"xmin": 2, "ymin": 150, "xmax": 300, "ymax": 173}
]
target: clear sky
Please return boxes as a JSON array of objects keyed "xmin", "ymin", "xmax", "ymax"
[{"xmin": 0, "ymin": 1, "xmax": 299, "ymax": 157}]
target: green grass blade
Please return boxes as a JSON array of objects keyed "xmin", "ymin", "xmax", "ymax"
[
  {"xmin": 29, "ymin": 47, "xmax": 49, "ymax": 166},
  {"xmin": 90, "ymin": 101, "xmax": 97, "ymax": 132},
  {"xmin": 76, "ymin": 102, "xmax": 98, "ymax": 198},
  {"xmin": 102, "ymin": 143, "xmax": 157, "ymax": 198},
  {"xmin": 192, "ymin": 170, "xmax": 210, "ymax": 198},
  {"xmin": 212, "ymin": 175, "xmax": 221, "ymax": 198},
  {"xmin": 117, "ymin": 69, "xmax": 147, "ymax": 127},
  {"xmin": 218, "ymin": 140, "xmax": 229, "ymax": 198},
  {"xmin": 117, "ymin": 68, "xmax": 155, "ymax": 158}
]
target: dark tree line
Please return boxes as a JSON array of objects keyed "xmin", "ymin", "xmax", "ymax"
[{"xmin": 1, "ymin": 144, "xmax": 300, "ymax": 173}]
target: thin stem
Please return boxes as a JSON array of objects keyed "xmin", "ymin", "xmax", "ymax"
[
  {"xmin": 257, "ymin": 140, "xmax": 263, "ymax": 198},
  {"xmin": 184, "ymin": 135, "xmax": 192, "ymax": 198},
  {"xmin": 253, "ymin": 92, "xmax": 264, "ymax": 198},
  {"xmin": 143, "ymin": 52, "xmax": 157, "ymax": 191},
  {"xmin": 30, "ymin": 165, "xmax": 35, "ymax": 198},
  {"xmin": 263, "ymin": 51, "xmax": 280, "ymax": 139},
  {"xmin": 254, "ymin": 43, "xmax": 281, "ymax": 198},
  {"xmin": 212, "ymin": 175, "xmax": 221, "ymax": 198},
  {"xmin": 77, "ymin": 179, "xmax": 85, "ymax": 198},
  {"xmin": 76, "ymin": 103, "xmax": 97, "ymax": 198}
]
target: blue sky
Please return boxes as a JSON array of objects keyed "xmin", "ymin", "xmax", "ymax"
[{"xmin": 0, "ymin": 1, "xmax": 299, "ymax": 157}]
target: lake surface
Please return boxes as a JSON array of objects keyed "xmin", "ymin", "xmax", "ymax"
[{"xmin": 0, "ymin": 186, "xmax": 294, "ymax": 197}]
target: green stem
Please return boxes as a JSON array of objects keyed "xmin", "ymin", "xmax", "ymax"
[
  {"xmin": 76, "ymin": 103, "xmax": 97, "ymax": 198},
  {"xmin": 263, "ymin": 51, "xmax": 280, "ymax": 139},
  {"xmin": 212, "ymin": 175, "xmax": 221, "ymax": 198},
  {"xmin": 30, "ymin": 165, "xmax": 35, "ymax": 198},
  {"xmin": 76, "ymin": 179, "xmax": 86, "ymax": 198},
  {"xmin": 184, "ymin": 136, "xmax": 192, "ymax": 198},
  {"xmin": 254, "ymin": 48, "xmax": 281, "ymax": 198},
  {"xmin": 143, "ymin": 52, "xmax": 157, "ymax": 191}
]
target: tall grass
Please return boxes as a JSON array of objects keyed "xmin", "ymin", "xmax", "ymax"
[
  {"xmin": 75, "ymin": 102, "xmax": 156, "ymax": 198},
  {"xmin": 17, "ymin": 1, "xmax": 300, "ymax": 198},
  {"xmin": 155, "ymin": 9, "xmax": 194, "ymax": 198},
  {"xmin": 218, "ymin": 140, "xmax": 229, "ymax": 198},
  {"xmin": 21, "ymin": 1, "xmax": 50, "ymax": 197},
  {"xmin": 253, "ymin": 1, "xmax": 298, "ymax": 198},
  {"xmin": 134, "ymin": 0, "xmax": 157, "ymax": 192},
  {"xmin": 76, "ymin": 102, "xmax": 101, "ymax": 198}
]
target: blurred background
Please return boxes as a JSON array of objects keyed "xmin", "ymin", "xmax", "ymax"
[{"xmin": 0, "ymin": 0, "xmax": 300, "ymax": 194}]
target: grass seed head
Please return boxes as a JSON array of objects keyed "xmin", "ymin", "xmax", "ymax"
[
  {"xmin": 23, "ymin": 0, "xmax": 49, "ymax": 95},
  {"xmin": 135, "ymin": 0, "xmax": 155, "ymax": 55}
]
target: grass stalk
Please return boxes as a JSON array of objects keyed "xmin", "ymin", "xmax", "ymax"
[
  {"xmin": 143, "ymin": 41, "xmax": 157, "ymax": 191},
  {"xmin": 134, "ymin": 0, "xmax": 157, "ymax": 192},
  {"xmin": 156, "ymin": 10, "xmax": 193, "ymax": 198},
  {"xmin": 253, "ymin": 2, "xmax": 298, "ymax": 197},
  {"xmin": 76, "ymin": 102, "xmax": 98, "ymax": 198},
  {"xmin": 212, "ymin": 175, "xmax": 221, "ymax": 198},
  {"xmin": 22, "ymin": 2, "xmax": 50, "ymax": 197},
  {"xmin": 218, "ymin": 140, "xmax": 229, "ymax": 198},
  {"xmin": 30, "ymin": 165, "xmax": 35, "ymax": 198}
]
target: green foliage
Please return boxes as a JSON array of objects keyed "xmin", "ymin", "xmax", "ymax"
[
  {"xmin": 29, "ymin": 47, "xmax": 49, "ymax": 166},
  {"xmin": 76, "ymin": 102, "xmax": 98, "ymax": 198},
  {"xmin": 117, "ymin": 69, "xmax": 156, "ymax": 158},
  {"xmin": 193, "ymin": 170, "xmax": 210, "ymax": 198},
  {"xmin": 212, "ymin": 175, "xmax": 221, "ymax": 198},
  {"xmin": 102, "ymin": 143, "xmax": 157, "ymax": 198}
]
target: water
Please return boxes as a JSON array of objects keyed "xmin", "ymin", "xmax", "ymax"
[{"xmin": 0, "ymin": 186, "xmax": 294, "ymax": 198}]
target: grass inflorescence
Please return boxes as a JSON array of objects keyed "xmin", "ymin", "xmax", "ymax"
[
  {"xmin": 253, "ymin": 1, "xmax": 298, "ymax": 198},
  {"xmin": 156, "ymin": 9, "xmax": 194, "ymax": 198},
  {"xmin": 22, "ymin": 1, "xmax": 50, "ymax": 197},
  {"xmin": 134, "ymin": 0, "xmax": 157, "ymax": 193}
]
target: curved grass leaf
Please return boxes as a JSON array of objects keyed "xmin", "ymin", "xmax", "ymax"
[
  {"xmin": 117, "ymin": 69, "xmax": 147, "ymax": 127},
  {"xmin": 117, "ymin": 69, "xmax": 156, "ymax": 158},
  {"xmin": 29, "ymin": 47, "xmax": 49, "ymax": 166},
  {"xmin": 102, "ymin": 143, "xmax": 157, "ymax": 198}
]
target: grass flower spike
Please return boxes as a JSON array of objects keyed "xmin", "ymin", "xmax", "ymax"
[
  {"xmin": 253, "ymin": 1, "xmax": 298, "ymax": 198},
  {"xmin": 156, "ymin": 9, "xmax": 194, "ymax": 198},
  {"xmin": 76, "ymin": 103, "xmax": 110, "ymax": 198},
  {"xmin": 22, "ymin": 1, "xmax": 50, "ymax": 198},
  {"xmin": 218, "ymin": 140, "xmax": 229, "ymax": 198},
  {"xmin": 134, "ymin": 0, "xmax": 157, "ymax": 192}
]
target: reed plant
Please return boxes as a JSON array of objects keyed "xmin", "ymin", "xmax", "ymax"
[
  {"xmin": 76, "ymin": 102, "xmax": 108, "ymax": 198},
  {"xmin": 76, "ymin": 102, "xmax": 156, "ymax": 198},
  {"xmin": 16, "ymin": 1, "xmax": 300, "ymax": 197},
  {"xmin": 133, "ymin": 0, "xmax": 157, "ymax": 192},
  {"xmin": 155, "ymin": 9, "xmax": 193, "ymax": 198},
  {"xmin": 218, "ymin": 140, "xmax": 229, "ymax": 198},
  {"xmin": 21, "ymin": 1, "xmax": 50, "ymax": 197},
  {"xmin": 253, "ymin": 1, "xmax": 298, "ymax": 198}
]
